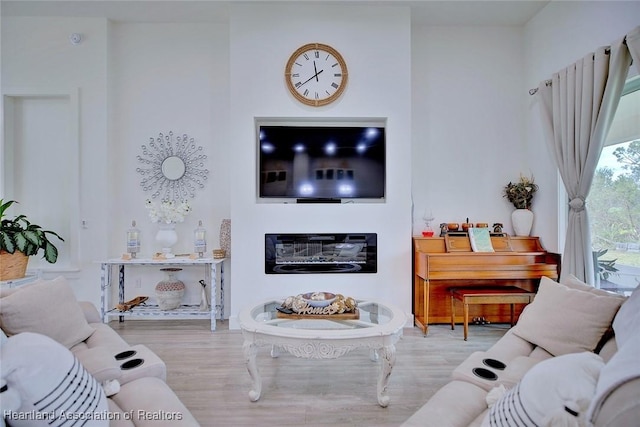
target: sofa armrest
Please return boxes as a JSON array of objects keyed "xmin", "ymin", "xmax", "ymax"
[
  {"xmin": 78, "ymin": 301, "xmax": 102, "ymax": 323},
  {"xmin": 74, "ymin": 346, "xmax": 122, "ymax": 383}
]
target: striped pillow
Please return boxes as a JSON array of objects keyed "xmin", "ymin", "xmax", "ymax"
[
  {"xmin": 0, "ymin": 332, "xmax": 108, "ymax": 426},
  {"xmin": 482, "ymin": 352, "xmax": 603, "ymax": 427}
]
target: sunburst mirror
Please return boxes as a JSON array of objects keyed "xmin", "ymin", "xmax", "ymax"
[{"xmin": 137, "ymin": 131, "xmax": 209, "ymax": 200}]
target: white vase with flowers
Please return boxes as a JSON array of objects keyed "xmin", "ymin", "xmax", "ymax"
[
  {"xmin": 503, "ymin": 175, "xmax": 538, "ymax": 236},
  {"xmin": 145, "ymin": 199, "xmax": 191, "ymax": 258}
]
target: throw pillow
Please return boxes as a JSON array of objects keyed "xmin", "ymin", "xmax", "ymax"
[
  {"xmin": 612, "ymin": 283, "xmax": 640, "ymax": 348},
  {"xmin": 587, "ymin": 333, "xmax": 640, "ymax": 426},
  {"xmin": 561, "ymin": 274, "xmax": 628, "ymax": 299},
  {"xmin": 512, "ymin": 276, "xmax": 624, "ymax": 356},
  {"xmin": 0, "ymin": 276, "xmax": 95, "ymax": 348},
  {"xmin": 1, "ymin": 332, "xmax": 108, "ymax": 426},
  {"xmin": 482, "ymin": 352, "xmax": 604, "ymax": 427}
]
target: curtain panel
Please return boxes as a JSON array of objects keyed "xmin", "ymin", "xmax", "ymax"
[{"xmin": 537, "ymin": 26, "xmax": 638, "ymax": 285}]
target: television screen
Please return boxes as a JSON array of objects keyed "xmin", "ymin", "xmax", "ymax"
[{"xmin": 258, "ymin": 124, "xmax": 386, "ymax": 200}]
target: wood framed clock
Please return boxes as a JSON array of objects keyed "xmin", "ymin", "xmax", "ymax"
[{"xmin": 285, "ymin": 43, "xmax": 348, "ymax": 107}]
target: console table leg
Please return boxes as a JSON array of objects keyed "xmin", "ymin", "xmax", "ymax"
[
  {"xmin": 243, "ymin": 341, "xmax": 262, "ymax": 402},
  {"xmin": 377, "ymin": 344, "xmax": 396, "ymax": 407}
]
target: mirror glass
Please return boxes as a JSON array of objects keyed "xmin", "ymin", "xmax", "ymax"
[{"xmin": 161, "ymin": 156, "xmax": 186, "ymax": 180}]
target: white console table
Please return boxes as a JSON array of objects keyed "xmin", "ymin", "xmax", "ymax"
[{"xmin": 100, "ymin": 257, "xmax": 225, "ymax": 331}]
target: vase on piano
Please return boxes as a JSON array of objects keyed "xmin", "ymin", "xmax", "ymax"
[{"xmin": 511, "ymin": 209, "xmax": 534, "ymax": 236}]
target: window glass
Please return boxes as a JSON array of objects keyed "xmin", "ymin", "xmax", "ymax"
[{"xmin": 589, "ymin": 76, "xmax": 640, "ymax": 295}]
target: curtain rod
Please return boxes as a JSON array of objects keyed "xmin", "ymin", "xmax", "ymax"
[
  {"xmin": 528, "ymin": 47, "xmax": 615, "ymax": 95},
  {"xmin": 529, "ymin": 80, "xmax": 551, "ymax": 96}
]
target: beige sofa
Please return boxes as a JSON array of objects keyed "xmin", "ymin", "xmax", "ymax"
[
  {"xmin": 0, "ymin": 276, "xmax": 200, "ymax": 427},
  {"xmin": 402, "ymin": 275, "xmax": 640, "ymax": 427}
]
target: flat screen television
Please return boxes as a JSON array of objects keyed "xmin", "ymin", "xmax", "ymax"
[{"xmin": 258, "ymin": 121, "xmax": 386, "ymax": 201}]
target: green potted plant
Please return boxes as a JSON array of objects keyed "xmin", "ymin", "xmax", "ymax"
[{"xmin": 0, "ymin": 199, "xmax": 64, "ymax": 280}]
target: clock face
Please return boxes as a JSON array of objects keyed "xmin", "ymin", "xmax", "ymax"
[{"xmin": 285, "ymin": 43, "xmax": 348, "ymax": 107}]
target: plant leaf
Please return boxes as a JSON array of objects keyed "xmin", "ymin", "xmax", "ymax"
[
  {"xmin": 22, "ymin": 230, "xmax": 41, "ymax": 246},
  {"xmin": 43, "ymin": 241, "xmax": 58, "ymax": 263},
  {"xmin": 0, "ymin": 231, "xmax": 16, "ymax": 253},
  {"xmin": 14, "ymin": 232, "xmax": 29, "ymax": 252}
]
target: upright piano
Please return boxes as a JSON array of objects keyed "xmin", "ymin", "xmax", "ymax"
[{"xmin": 413, "ymin": 235, "xmax": 561, "ymax": 334}]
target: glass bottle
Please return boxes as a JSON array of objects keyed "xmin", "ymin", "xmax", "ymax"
[
  {"xmin": 126, "ymin": 220, "xmax": 141, "ymax": 258},
  {"xmin": 194, "ymin": 220, "xmax": 207, "ymax": 258}
]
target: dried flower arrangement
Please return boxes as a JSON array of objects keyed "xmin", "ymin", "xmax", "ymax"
[{"xmin": 503, "ymin": 175, "xmax": 538, "ymax": 209}]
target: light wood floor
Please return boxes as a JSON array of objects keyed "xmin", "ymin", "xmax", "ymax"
[{"xmin": 111, "ymin": 319, "xmax": 508, "ymax": 426}]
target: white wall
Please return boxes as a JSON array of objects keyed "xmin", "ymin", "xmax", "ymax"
[
  {"xmin": 411, "ymin": 25, "xmax": 528, "ymax": 237},
  {"xmin": 2, "ymin": 17, "xmax": 109, "ymax": 302},
  {"xmin": 228, "ymin": 4, "xmax": 413, "ymax": 327},
  {"xmin": 107, "ymin": 21, "xmax": 230, "ymax": 303},
  {"xmin": 523, "ymin": 1, "xmax": 640, "ymax": 253}
]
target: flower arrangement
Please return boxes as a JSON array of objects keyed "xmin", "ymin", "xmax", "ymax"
[
  {"xmin": 503, "ymin": 175, "xmax": 538, "ymax": 209},
  {"xmin": 145, "ymin": 199, "xmax": 191, "ymax": 224}
]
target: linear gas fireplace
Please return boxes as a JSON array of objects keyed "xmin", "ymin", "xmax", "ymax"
[{"xmin": 265, "ymin": 233, "xmax": 377, "ymax": 274}]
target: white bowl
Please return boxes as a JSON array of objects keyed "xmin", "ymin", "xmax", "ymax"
[{"xmin": 301, "ymin": 292, "xmax": 336, "ymax": 307}]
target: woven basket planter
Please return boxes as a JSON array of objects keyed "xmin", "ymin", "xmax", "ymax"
[{"xmin": 0, "ymin": 250, "xmax": 29, "ymax": 281}]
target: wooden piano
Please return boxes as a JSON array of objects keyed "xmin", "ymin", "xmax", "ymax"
[{"xmin": 413, "ymin": 234, "xmax": 561, "ymax": 334}]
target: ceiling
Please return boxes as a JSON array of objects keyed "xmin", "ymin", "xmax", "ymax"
[{"xmin": 1, "ymin": 0, "xmax": 551, "ymax": 26}]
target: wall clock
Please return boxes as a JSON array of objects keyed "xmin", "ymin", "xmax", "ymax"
[{"xmin": 285, "ymin": 43, "xmax": 348, "ymax": 107}]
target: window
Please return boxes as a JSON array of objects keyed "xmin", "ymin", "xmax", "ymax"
[{"xmin": 588, "ymin": 75, "xmax": 640, "ymax": 295}]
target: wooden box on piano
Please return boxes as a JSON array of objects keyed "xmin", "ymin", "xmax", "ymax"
[{"xmin": 412, "ymin": 235, "xmax": 561, "ymax": 334}]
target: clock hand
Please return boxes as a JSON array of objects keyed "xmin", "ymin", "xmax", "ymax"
[
  {"xmin": 298, "ymin": 69, "xmax": 324, "ymax": 87},
  {"xmin": 314, "ymin": 61, "xmax": 319, "ymax": 82}
]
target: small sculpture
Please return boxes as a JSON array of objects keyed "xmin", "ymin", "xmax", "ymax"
[
  {"xmin": 439, "ymin": 223, "xmax": 448, "ymax": 237},
  {"xmin": 199, "ymin": 279, "xmax": 209, "ymax": 312},
  {"xmin": 493, "ymin": 223, "xmax": 504, "ymax": 233}
]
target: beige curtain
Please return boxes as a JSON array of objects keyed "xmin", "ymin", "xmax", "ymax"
[
  {"xmin": 628, "ymin": 26, "xmax": 640, "ymax": 74},
  {"xmin": 537, "ymin": 31, "xmax": 634, "ymax": 285}
]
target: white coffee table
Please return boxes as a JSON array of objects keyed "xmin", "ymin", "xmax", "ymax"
[{"xmin": 238, "ymin": 298, "xmax": 406, "ymax": 407}]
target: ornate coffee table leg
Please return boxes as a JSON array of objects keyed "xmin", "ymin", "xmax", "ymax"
[
  {"xmin": 377, "ymin": 344, "xmax": 396, "ymax": 407},
  {"xmin": 243, "ymin": 341, "xmax": 261, "ymax": 401}
]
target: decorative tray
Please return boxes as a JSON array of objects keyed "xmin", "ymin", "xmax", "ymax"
[{"xmin": 276, "ymin": 308, "xmax": 359, "ymax": 320}]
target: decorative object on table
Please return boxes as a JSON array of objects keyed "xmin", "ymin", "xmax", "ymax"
[
  {"xmin": 439, "ymin": 223, "xmax": 448, "ymax": 237},
  {"xmin": 421, "ymin": 210, "xmax": 435, "ymax": 237},
  {"xmin": 476, "ymin": 223, "xmax": 489, "ymax": 228},
  {"xmin": 0, "ymin": 199, "xmax": 64, "ymax": 281},
  {"xmin": 193, "ymin": 220, "xmax": 206, "ymax": 258},
  {"xmin": 145, "ymin": 199, "xmax": 190, "ymax": 258},
  {"xmin": 280, "ymin": 292, "xmax": 358, "ymax": 316},
  {"xmin": 447, "ymin": 223, "xmax": 459, "ymax": 232},
  {"xmin": 493, "ymin": 223, "xmax": 504, "ymax": 233},
  {"xmin": 155, "ymin": 268, "xmax": 185, "ymax": 310},
  {"xmin": 212, "ymin": 249, "xmax": 226, "ymax": 259},
  {"xmin": 116, "ymin": 296, "xmax": 149, "ymax": 312},
  {"xmin": 503, "ymin": 174, "xmax": 538, "ymax": 236},
  {"xmin": 461, "ymin": 218, "xmax": 473, "ymax": 232},
  {"xmin": 219, "ymin": 218, "xmax": 231, "ymax": 257},
  {"xmin": 137, "ymin": 131, "xmax": 209, "ymax": 201},
  {"xmin": 126, "ymin": 220, "xmax": 141, "ymax": 259},
  {"xmin": 511, "ymin": 209, "xmax": 535, "ymax": 236},
  {"xmin": 198, "ymin": 279, "xmax": 209, "ymax": 312}
]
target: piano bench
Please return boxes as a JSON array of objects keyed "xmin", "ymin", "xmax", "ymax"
[{"xmin": 450, "ymin": 286, "xmax": 535, "ymax": 341}]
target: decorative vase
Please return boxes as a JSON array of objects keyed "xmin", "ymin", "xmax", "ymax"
[
  {"xmin": 155, "ymin": 268, "xmax": 185, "ymax": 310},
  {"xmin": 219, "ymin": 219, "xmax": 231, "ymax": 257},
  {"xmin": 156, "ymin": 223, "xmax": 178, "ymax": 258},
  {"xmin": 511, "ymin": 209, "xmax": 534, "ymax": 236}
]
